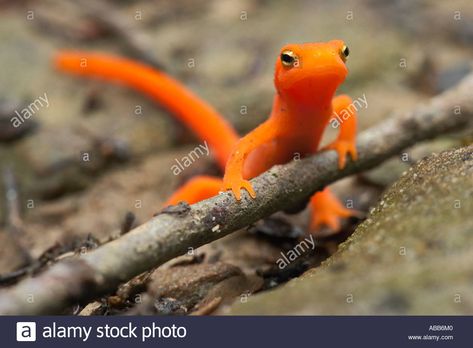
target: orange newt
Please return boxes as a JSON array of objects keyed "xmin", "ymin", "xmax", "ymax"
[{"xmin": 55, "ymin": 40, "xmax": 358, "ymax": 232}]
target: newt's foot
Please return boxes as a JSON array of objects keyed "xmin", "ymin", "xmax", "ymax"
[
  {"xmin": 309, "ymin": 204, "xmax": 357, "ymax": 233},
  {"xmin": 223, "ymin": 177, "xmax": 256, "ymax": 201},
  {"xmin": 321, "ymin": 140, "xmax": 357, "ymax": 169},
  {"xmin": 309, "ymin": 188, "xmax": 361, "ymax": 235}
]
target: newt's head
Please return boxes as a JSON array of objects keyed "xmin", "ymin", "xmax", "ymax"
[{"xmin": 274, "ymin": 40, "xmax": 349, "ymax": 105}]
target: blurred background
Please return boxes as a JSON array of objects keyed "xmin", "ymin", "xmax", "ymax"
[{"xmin": 0, "ymin": 0, "xmax": 472, "ymax": 315}]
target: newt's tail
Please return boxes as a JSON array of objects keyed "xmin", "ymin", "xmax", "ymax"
[{"xmin": 54, "ymin": 51, "xmax": 239, "ymax": 170}]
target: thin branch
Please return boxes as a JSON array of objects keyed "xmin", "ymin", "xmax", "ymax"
[{"xmin": 0, "ymin": 73, "xmax": 472, "ymax": 315}]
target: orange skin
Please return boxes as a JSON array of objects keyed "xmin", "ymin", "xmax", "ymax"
[{"xmin": 55, "ymin": 40, "xmax": 358, "ymax": 233}]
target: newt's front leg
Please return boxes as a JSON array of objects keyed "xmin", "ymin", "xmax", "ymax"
[
  {"xmin": 322, "ymin": 94, "xmax": 358, "ymax": 168},
  {"xmin": 309, "ymin": 94, "xmax": 360, "ymax": 234},
  {"xmin": 223, "ymin": 121, "xmax": 277, "ymax": 200}
]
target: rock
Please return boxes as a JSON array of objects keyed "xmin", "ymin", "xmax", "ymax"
[
  {"xmin": 223, "ymin": 146, "xmax": 473, "ymax": 314},
  {"xmin": 135, "ymin": 262, "xmax": 263, "ymax": 315}
]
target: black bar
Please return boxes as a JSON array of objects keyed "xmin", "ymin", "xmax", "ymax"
[{"xmin": 4, "ymin": 316, "xmax": 471, "ymax": 347}]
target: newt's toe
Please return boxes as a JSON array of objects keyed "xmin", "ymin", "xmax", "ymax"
[
  {"xmin": 223, "ymin": 178, "xmax": 256, "ymax": 201},
  {"xmin": 322, "ymin": 140, "xmax": 358, "ymax": 169},
  {"xmin": 310, "ymin": 205, "xmax": 355, "ymax": 232}
]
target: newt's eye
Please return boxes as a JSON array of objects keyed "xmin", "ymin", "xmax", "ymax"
[
  {"xmin": 340, "ymin": 45, "xmax": 349, "ymax": 62},
  {"xmin": 280, "ymin": 50, "xmax": 298, "ymax": 67}
]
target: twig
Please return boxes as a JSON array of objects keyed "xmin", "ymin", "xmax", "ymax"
[
  {"xmin": 0, "ymin": 234, "xmax": 100, "ymax": 285},
  {"xmin": 0, "ymin": 73, "xmax": 472, "ymax": 315}
]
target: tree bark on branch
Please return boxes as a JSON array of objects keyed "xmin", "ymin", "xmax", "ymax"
[{"xmin": 1, "ymin": 73, "xmax": 472, "ymax": 315}]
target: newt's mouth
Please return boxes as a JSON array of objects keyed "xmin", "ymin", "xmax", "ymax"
[
  {"xmin": 309, "ymin": 62, "xmax": 348, "ymax": 79},
  {"xmin": 281, "ymin": 68, "xmax": 347, "ymax": 90}
]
